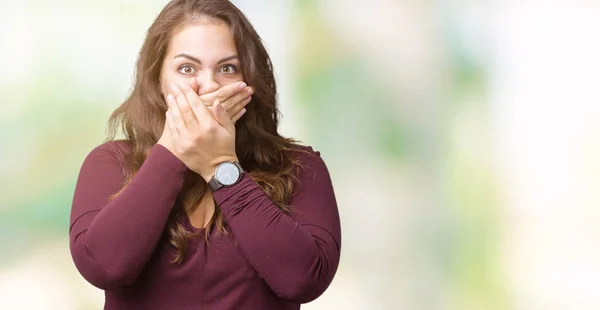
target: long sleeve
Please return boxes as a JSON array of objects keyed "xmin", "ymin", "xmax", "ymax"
[
  {"xmin": 69, "ymin": 141, "xmax": 188, "ymax": 290},
  {"xmin": 213, "ymin": 147, "xmax": 342, "ymax": 303}
]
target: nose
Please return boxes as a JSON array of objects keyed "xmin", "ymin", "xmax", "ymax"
[{"xmin": 195, "ymin": 71, "xmax": 220, "ymax": 95}]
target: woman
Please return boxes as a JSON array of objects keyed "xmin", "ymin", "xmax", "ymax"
[{"xmin": 69, "ymin": 0, "xmax": 341, "ymax": 309}]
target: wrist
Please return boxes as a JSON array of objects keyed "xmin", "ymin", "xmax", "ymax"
[
  {"xmin": 156, "ymin": 138, "xmax": 174, "ymax": 154},
  {"xmin": 201, "ymin": 166, "xmax": 217, "ymax": 182}
]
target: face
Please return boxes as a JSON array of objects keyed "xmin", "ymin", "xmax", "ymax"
[{"xmin": 160, "ymin": 20, "xmax": 244, "ymax": 97}]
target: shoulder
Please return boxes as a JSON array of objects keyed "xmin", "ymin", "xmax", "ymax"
[
  {"xmin": 83, "ymin": 139, "xmax": 132, "ymax": 166},
  {"xmin": 289, "ymin": 143, "xmax": 321, "ymax": 161},
  {"xmin": 288, "ymin": 143, "xmax": 330, "ymax": 178},
  {"xmin": 286, "ymin": 144, "xmax": 336, "ymax": 201},
  {"xmin": 92, "ymin": 139, "xmax": 131, "ymax": 153}
]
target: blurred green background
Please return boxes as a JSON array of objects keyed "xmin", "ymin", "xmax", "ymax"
[{"xmin": 1, "ymin": 0, "xmax": 600, "ymax": 309}]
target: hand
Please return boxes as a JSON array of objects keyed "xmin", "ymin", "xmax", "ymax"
[
  {"xmin": 158, "ymin": 82, "xmax": 238, "ymax": 181},
  {"xmin": 157, "ymin": 79, "xmax": 251, "ymax": 164},
  {"xmin": 187, "ymin": 78, "xmax": 253, "ymax": 124}
]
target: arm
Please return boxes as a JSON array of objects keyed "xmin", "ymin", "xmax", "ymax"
[
  {"xmin": 69, "ymin": 142, "xmax": 187, "ymax": 290},
  {"xmin": 213, "ymin": 148, "xmax": 342, "ymax": 303}
]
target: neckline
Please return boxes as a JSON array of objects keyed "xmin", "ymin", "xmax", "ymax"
[{"xmin": 182, "ymin": 212, "xmax": 207, "ymax": 233}]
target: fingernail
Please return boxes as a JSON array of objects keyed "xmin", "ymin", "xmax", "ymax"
[
  {"xmin": 247, "ymin": 88, "xmax": 253, "ymax": 95},
  {"xmin": 239, "ymin": 82, "xmax": 247, "ymax": 89},
  {"xmin": 178, "ymin": 82, "xmax": 187, "ymax": 89},
  {"xmin": 170, "ymin": 84, "xmax": 178, "ymax": 92}
]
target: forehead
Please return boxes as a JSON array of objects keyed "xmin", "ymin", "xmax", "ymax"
[{"xmin": 167, "ymin": 21, "xmax": 237, "ymax": 58}]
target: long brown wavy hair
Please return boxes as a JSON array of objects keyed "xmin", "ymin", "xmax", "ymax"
[{"xmin": 106, "ymin": 0, "xmax": 303, "ymax": 263}]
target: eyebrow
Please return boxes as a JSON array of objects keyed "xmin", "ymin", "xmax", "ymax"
[{"xmin": 173, "ymin": 53, "xmax": 239, "ymax": 65}]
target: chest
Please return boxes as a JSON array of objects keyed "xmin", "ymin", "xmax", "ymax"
[{"xmin": 135, "ymin": 227, "xmax": 258, "ymax": 295}]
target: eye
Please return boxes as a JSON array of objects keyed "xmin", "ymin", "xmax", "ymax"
[
  {"xmin": 219, "ymin": 64, "xmax": 238, "ymax": 74},
  {"xmin": 178, "ymin": 64, "xmax": 196, "ymax": 75}
]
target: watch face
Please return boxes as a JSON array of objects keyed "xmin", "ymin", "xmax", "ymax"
[{"xmin": 215, "ymin": 162, "xmax": 241, "ymax": 186}]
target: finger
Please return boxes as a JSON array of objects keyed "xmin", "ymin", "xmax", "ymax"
[
  {"xmin": 165, "ymin": 110, "xmax": 181, "ymax": 141},
  {"xmin": 231, "ymin": 108, "xmax": 247, "ymax": 124},
  {"xmin": 178, "ymin": 81, "xmax": 209, "ymax": 116},
  {"xmin": 179, "ymin": 82, "xmax": 215, "ymax": 126},
  {"xmin": 188, "ymin": 77, "xmax": 199, "ymax": 94},
  {"xmin": 166, "ymin": 93, "xmax": 187, "ymax": 138},
  {"xmin": 170, "ymin": 83, "xmax": 198, "ymax": 130},
  {"xmin": 223, "ymin": 86, "xmax": 253, "ymax": 112},
  {"xmin": 218, "ymin": 82, "xmax": 247, "ymax": 103},
  {"xmin": 201, "ymin": 82, "xmax": 247, "ymax": 106},
  {"xmin": 213, "ymin": 100, "xmax": 235, "ymax": 134},
  {"xmin": 179, "ymin": 81, "xmax": 202, "ymax": 106},
  {"xmin": 228, "ymin": 96, "xmax": 251, "ymax": 120}
]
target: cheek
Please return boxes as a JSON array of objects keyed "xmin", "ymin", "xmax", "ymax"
[
  {"xmin": 160, "ymin": 72, "xmax": 182, "ymax": 95},
  {"xmin": 160, "ymin": 83, "xmax": 168, "ymax": 97}
]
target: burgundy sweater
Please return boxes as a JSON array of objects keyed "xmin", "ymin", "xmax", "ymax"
[{"xmin": 69, "ymin": 141, "xmax": 341, "ymax": 309}]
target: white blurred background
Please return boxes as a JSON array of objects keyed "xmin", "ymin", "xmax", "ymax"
[{"xmin": 1, "ymin": 0, "xmax": 599, "ymax": 309}]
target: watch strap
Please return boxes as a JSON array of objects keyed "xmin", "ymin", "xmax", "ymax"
[
  {"xmin": 208, "ymin": 177, "xmax": 222, "ymax": 191},
  {"xmin": 233, "ymin": 161, "xmax": 244, "ymax": 173}
]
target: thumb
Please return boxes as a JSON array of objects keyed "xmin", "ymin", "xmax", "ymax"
[{"xmin": 213, "ymin": 100, "xmax": 235, "ymax": 134}]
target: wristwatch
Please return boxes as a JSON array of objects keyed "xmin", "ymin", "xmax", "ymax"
[{"xmin": 208, "ymin": 161, "xmax": 244, "ymax": 191}]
